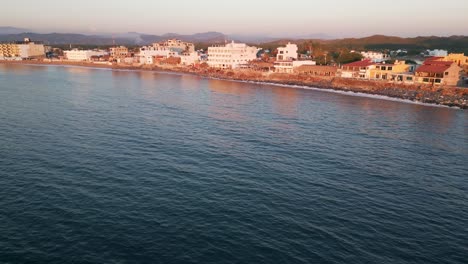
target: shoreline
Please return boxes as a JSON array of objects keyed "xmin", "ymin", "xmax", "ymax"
[{"xmin": 1, "ymin": 60, "xmax": 467, "ymax": 109}]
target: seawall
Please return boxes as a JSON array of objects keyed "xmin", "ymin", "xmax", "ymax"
[{"xmin": 1, "ymin": 60, "xmax": 467, "ymax": 109}]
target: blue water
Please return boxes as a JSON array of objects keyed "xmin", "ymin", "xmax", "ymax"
[{"xmin": 1, "ymin": 64, "xmax": 467, "ymax": 264}]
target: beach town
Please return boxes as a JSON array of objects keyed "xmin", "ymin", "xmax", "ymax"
[{"xmin": 1, "ymin": 37, "xmax": 467, "ymax": 108}]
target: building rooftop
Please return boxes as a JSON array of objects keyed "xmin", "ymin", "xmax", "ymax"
[
  {"xmin": 342, "ymin": 59, "xmax": 375, "ymax": 67},
  {"xmin": 415, "ymin": 64, "xmax": 450, "ymax": 74},
  {"xmin": 423, "ymin": 60, "xmax": 453, "ymax": 66}
]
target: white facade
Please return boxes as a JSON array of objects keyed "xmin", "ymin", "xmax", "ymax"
[
  {"xmin": 426, "ymin": 49, "xmax": 448, "ymax": 57},
  {"xmin": 138, "ymin": 39, "xmax": 195, "ymax": 65},
  {"xmin": 360, "ymin": 51, "xmax": 389, "ymax": 63},
  {"xmin": 274, "ymin": 60, "xmax": 316, "ymax": 73},
  {"xmin": 277, "ymin": 42, "xmax": 298, "ymax": 61},
  {"xmin": 138, "ymin": 49, "xmax": 172, "ymax": 64},
  {"xmin": 17, "ymin": 42, "xmax": 45, "ymax": 58},
  {"xmin": 207, "ymin": 41, "xmax": 259, "ymax": 69},
  {"xmin": 180, "ymin": 52, "xmax": 200, "ymax": 66},
  {"xmin": 64, "ymin": 49, "xmax": 108, "ymax": 61}
]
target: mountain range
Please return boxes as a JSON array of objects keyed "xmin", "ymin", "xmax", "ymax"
[
  {"xmin": 0, "ymin": 26, "xmax": 335, "ymax": 45},
  {"xmin": 1, "ymin": 27, "xmax": 467, "ymax": 53}
]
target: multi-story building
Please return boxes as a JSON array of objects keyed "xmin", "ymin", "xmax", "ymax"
[
  {"xmin": 138, "ymin": 39, "xmax": 195, "ymax": 64},
  {"xmin": 0, "ymin": 43, "xmax": 20, "ymax": 59},
  {"xmin": 360, "ymin": 51, "xmax": 389, "ymax": 63},
  {"xmin": 180, "ymin": 52, "xmax": 201, "ymax": 66},
  {"xmin": 340, "ymin": 59, "xmax": 376, "ymax": 79},
  {"xmin": 370, "ymin": 60, "xmax": 414, "ymax": 80},
  {"xmin": 153, "ymin": 39, "xmax": 195, "ymax": 53},
  {"xmin": 207, "ymin": 41, "xmax": 259, "ymax": 69},
  {"xmin": 415, "ymin": 59, "xmax": 461, "ymax": 86},
  {"xmin": 64, "ymin": 49, "xmax": 109, "ymax": 61},
  {"xmin": 277, "ymin": 42, "xmax": 298, "ymax": 61},
  {"xmin": 109, "ymin": 46, "xmax": 128, "ymax": 59},
  {"xmin": 0, "ymin": 38, "xmax": 45, "ymax": 59}
]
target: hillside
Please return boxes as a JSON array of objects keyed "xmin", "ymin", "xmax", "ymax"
[{"xmin": 263, "ymin": 35, "xmax": 468, "ymax": 54}]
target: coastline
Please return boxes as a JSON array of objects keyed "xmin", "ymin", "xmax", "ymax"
[{"xmin": 1, "ymin": 60, "xmax": 467, "ymax": 109}]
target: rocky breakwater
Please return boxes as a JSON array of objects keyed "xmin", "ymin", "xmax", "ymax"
[{"xmin": 188, "ymin": 68, "xmax": 468, "ymax": 109}]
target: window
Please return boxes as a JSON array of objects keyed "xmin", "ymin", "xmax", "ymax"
[
  {"xmin": 435, "ymin": 79, "xmax": 441, "ymax": 83},
  {"xmin": 406, "ymin": 76, "xmax": 413, "ymax": 81},
  {"xmin": 423, "ymin": 78, "xmax": 429, "ymax": 82},
  {"xmin": 388, "ymin": 67, "xmax": 393, "ymax": 71},
  {"xmin": 445, "ymin": 72, "xmax": 449, "ymax": 76}
]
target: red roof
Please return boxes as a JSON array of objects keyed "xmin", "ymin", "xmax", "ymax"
[
  {"xmin": 342, "ymin": 59, "xmax": 375, "ymax": 67},
  {"xmin": 423, "ymin": 60, "xmax": 453, "ymax": 66},
  {"xmin": 415, "ymin": 64, "xmax": 450, "ymax": 74}
]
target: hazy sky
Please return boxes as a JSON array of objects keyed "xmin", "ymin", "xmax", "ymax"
[{"xmin": 2, "ymin": 0, "xmax": 467, "ymax": 37}]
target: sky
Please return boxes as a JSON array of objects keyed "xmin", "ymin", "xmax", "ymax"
[{"xmin": 2, "ymin": 0, "xmax": 467, "ymax": 37}]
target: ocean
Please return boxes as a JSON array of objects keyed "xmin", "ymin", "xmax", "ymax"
[{"xmin": 1, "ymin": 64, "xmax": 467, "ymax": 263}]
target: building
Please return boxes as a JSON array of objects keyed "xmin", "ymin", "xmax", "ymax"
[
  {"xmin": 207, "ymin": 41, "xmax": 259, "ymax": 69},
  {"xmin": 64, "ymin": 49, "xmax": 109, "ymax": 61},
  {"xmin": 415, "ymin": 59, "xmax": 461, "ymax": 86},
  {"xmin": 360, "ymin": 51, "xmax": 389, "ymax": 63},
  {"xmin": 440, "ymin": 53, "xmax": 468, "ymax": 66},
  {"xmin": 153, "ymin": 39, "xmax": 195, "ymax": 53},
  {"xmin": 138, "ymin": 39, "xmax": 194, "ymax": 65},
  {"xmin": 274, "ymin": 60, "xmax": 316, "ymax": 73},
  {"xmin": 180, "ymin": 51, "xmax": 201, "ymax": 66},
  {"xmin": 109, "ymin": 46, "xmax": 128, "ymax": 59},
  {"xmin": 340, "ymin": 60, "xmax": 376, "ymax": 79},
  {"xmin": 370, "ymin": 60, "xmax": 414, "ymax": 80},
  {"xmin": 277, "ymin": 42, "xmax": 298, "ymax": 61},
  {"xmin": 295, "ymin": 65, "xmax": 338, "ymax": 76},
  {"xmin": 0, "ymin": 38, "xmax": 45, "ymax": 59},
  {"xmin": 0, "ymin": 43, "xmax": 20, "ymax": 59}
]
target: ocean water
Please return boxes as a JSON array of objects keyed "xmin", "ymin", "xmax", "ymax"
[{"xmin": 0, "ymin": 64, "xmax": 467, "ymax": 264}]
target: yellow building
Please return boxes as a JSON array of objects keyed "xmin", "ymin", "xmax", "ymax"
[
  {"xmin": 110, "ymin": 46, "xmax": 129, "ymax": 59},
  {"xmin": 0, "ymin": 43, "xmax": 21, "ymax": 58},
  {"xmin": 370, "ymin": 60, "xmax": 413, "ymax": 81},
  {"xmin": 441, "ymin": 53, "xmax": 468, "ymax": 66},
  {"xmin": 0, "ymin": 38, "xmax": 45, "ymax": 59}
]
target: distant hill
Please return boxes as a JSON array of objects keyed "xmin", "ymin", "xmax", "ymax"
[
  {"xmin": 0, "ymin": 31, "xmax": 228, "ymax": 46},
  {"xmin": 1, "ymin": 31, "xmax": 467, "ymax": 54},
  {"xmin": 264, "ymin": 35, "xmax": 468, "ymax": 54},
  {"xmin": 0, "ymin": 26, "xmax": 31, "ymax": 35}
]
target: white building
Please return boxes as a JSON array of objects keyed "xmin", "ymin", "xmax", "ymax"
[
  {"xmin": 138, "ymin": 39, "xmax": 195, "ymax": 64},
  {"xmin": 180, "ymin": 52, "xmax": 200, "ymax": 66},
  {"xmin": 274, "ymin": 60, "xmax": 316, "ymax": 73},
  {"xmin": 277, "ymin": 42, "xmax": 298, "ymax": 61},
  {"xmin": 360, "ymin": 51, "xmax": 389, "ymax": 63},
  {"xmin": 64, "ymin": 49, "xmax": 108, "ymax": 61},
  {"xmin": 138, "ymin": 48, "xmax": 174, "ymax": 64},
  {"xmin": 18, "ymin": 40, "xmax": 46, "ymax": 58},
  {"xmin": 207, "ymin": 41, "xmax": 259, "ymax": 69},
  {"xmin": 426, "ymin": 49, "xmax": 448, "ymax": 57}
]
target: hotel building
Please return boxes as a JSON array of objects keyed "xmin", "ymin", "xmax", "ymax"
[
  {"xmin": 207, "ymin": 41, "xmax": 259, "ymax": 69},
  {"xmin": 0, "ymin": 38, "xmax": 45, "ymax": 59}
]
